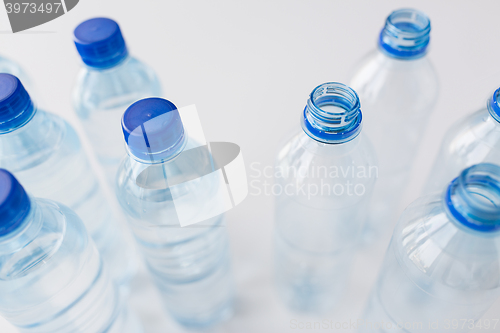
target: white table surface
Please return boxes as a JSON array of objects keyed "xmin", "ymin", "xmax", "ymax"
[{"xmin": 1, "ymin": 0, "xmax": 500, "ymax": 332}]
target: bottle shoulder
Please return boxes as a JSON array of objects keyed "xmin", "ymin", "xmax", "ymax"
[
  {"xmin": 73, "ymin": 56, "xmax": 161, "ymax": 114},
  {"xmin": 0, "ymin": 110, "xmax": 81, "ymax": 171},
  {"xmin": 276, "ymin": 130, "xmax": 377, "ymax": 167},
  {"xmin": 0, "ymin": 198, "xmax": 96, "ymax": 309},
  {"xmin": 441, "ymin": 108, "xmax": 500, "ymax": 156},
  {"xmin": 350, "ymin": 49, "xmax": 439, "ymax": 109},
  {"xmin": 391, "ymin": 194, "xmax": 500, "ymax": 291}
]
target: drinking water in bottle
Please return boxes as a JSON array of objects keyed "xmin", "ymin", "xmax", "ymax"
[
  {"xmin": 0, "ymin": 169, "xmax": 142, "ymax": 333},
  {"xmin": 274, "ymin": 82, "xmax": 377, "ymax": 313},
  {"xmin": 350, "ymin": 8, "xmax": 439, "ymax": 240},
  {"xmin": 360, "ymin": 163, "xmax": 500, "ymax": 332},
  {"xmin": 116, "ymin": 98, "xmax": 234, "ymax": 328},
  {"xmin": 73, "ymin": 17, "xmax": 161, "ymax": 185},
  {"xmin": 425, "ymin": 87, "xmax": 500, "ymax": 194},
  {"xmin": 0, "ymin": 74, "xmax": 134, "ymax": 288}
]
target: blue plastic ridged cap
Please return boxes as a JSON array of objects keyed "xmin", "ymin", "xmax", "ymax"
[
  {"xmin": 122, "ymin": 98, "xmax": 186, "ymax": 163},
  {"xmin": 487, "ymin": 87, "xmax": 500, "ymax": 123},
  {"xmin": 0, "ymin": 169, "xmax": 31, "ymax": 236},
  {"xmin": 379, "ymin": 8, "xmax": 431, "ymax": 60},
  {"xmin": 74, "ymin": 18, "xmax": 128, "ymax": 69},
  {"xmin": 0, "ymin": 74, "xmax": 35, "ymax": 134}
]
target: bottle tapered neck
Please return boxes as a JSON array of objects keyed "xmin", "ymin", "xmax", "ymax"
[
  {"xmin": 378, "ymin": 8, "xmax": 431, "ymax": 60},
  {"xmin": 445, "ymin": 164, "xmax": 500, "ymax": 234},
  {"xmin": 487, "ymin": 87, "xmax": 500, "ymax": 124},
  {"xmin": 301, "ymin": 82, "xmax": 363, "ymax": 144}
]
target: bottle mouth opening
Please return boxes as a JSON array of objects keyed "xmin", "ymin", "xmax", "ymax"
[
  {"xmin": 386, "ymin": 8, "xmax": 430, "ymax": 37},
  {"xmin": 487, "ymin": 87, "xmax": 500, "ymax": 123},
  {"xmin": 309, "ymin": 83, "xmax": 360, "ymax": 124},
  {"xmin": 379, "ymin": 8, "xmax": 431, "ymax": 59},
  {"xmin": 301, "ymin": 82, "xmax": 362, "ymax": 144},
  {"xmin": 446, "ymin": 164, "xmax": 500, "ymax": 233}
]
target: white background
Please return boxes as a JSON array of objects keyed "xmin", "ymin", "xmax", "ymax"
[{"xmin": 1, "ymin": 0, "xmax": 500, "ymax": 332}]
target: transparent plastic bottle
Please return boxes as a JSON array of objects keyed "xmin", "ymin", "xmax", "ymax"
[
  {"xmin": 274, "ymin": 82, "xmax": 377, "ymax": 313},
  {"xmin": 0, "ymin": 169, "xmax": 142, "ymax": 333},
  {"xmin": 116, "ymin": 98, "xmax": 234, "ymax": 328},
  {"xmin": 72, "ymin": 17, "xmax": 161, "ymax": 185},
  {"xmin": 0, "ymin": 74, "xmax": 134, "ymax": 288},
  {"xmin": 424, "ymin": 88, "xmax": 500, "ymax": 194},
  {"xmin": 360, "ymin": 163, "xmax": 500, "ymax": 333},
  {"xmin": 350, "ymin": 8, "xmax": 439, "ymax": 239}
]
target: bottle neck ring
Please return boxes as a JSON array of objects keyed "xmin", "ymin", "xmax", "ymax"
[
  {"xmin": 301, "ymin": 82, "xmax": 362, "ymax": 144},
  {"xmin": 445, "ymin": 163, "xmax": 500, "ymax": 233},
  {"xmin": 378, "ymin": 8, "xmax": 431, "ymax": 60}
]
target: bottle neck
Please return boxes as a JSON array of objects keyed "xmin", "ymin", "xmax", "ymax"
[
  {"xmin": 444, "ymin": 164, "xmax": 500, "ymax": 235},
  {"xmin": 0, "ymin": 109, "xmax": 65, "ymax": 170},
  {"xmin": 378, "ymin": 8, "xmax": 431, "ymax": 60},
  {"xmin": 487, "ymin": 88, "xmax": 500, "ymax": 124},
  {"xmin": 83, "ymin": 54, "xmax": 131, "ymax": 72},
  {"xmin": 0, "ymin": 196, "xmax": 41, "ymax": 255}
]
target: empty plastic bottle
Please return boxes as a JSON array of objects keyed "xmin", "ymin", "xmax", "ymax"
[
  {"xmin": 116, "ymin": 98, "xmax": 234, "ymax": 328},
  {"xmin": 424, "ymin": 88, "xmax": 500, "ymax": 194},
  {"xmin": 73, "ymin": 17, "xmax": 161, "ymax": 185},
  {"xmin": 0, "ymin": 74, "xmax": 134, "ymax": 288},
  {"xmin": 360, "ymin": 163, "xmax": 500, "ymax": 333},
  {"xmin": 273, "ymin": 82, "xmax": 377, "ymax": 313},
  {"xmin": 350, "ymin": 8, "xmax": 439, "ymax": 239},
  {"xmin": 0, "ymin": 169, "xmax": 142, "ymax": 333}
]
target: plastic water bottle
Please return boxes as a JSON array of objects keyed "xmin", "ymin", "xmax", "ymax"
[
  {"xmin": 273, "ymin": 82, "xmax": 377, "ymax": 313},
  {"xmin": 360, "ymin": 163, "xmax": 500, "ymax": 333},
  {"xmin": 73, "ymin": 17, "xmax": 161, "ymax": 185},
  {"xmin": 116, "ymin": 98, "xmax": 234, "ymax": 328},
  {"xmin": 424, "ymin": 88, "xmax": 500, "ymax": 194},
  {"xmin": 350, "ymin": 8, "xmax": 439, "ymax": 239},
  {"xmin": 0, "ymin": 169, "xmax": 142, "ymax": 333},
  {"xmin": 0, "ymin": 74, "xmax": 134, "ymax": 288}
]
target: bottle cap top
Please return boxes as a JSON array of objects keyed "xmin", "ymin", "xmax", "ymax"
[
  {"xmin": 0, "ymin": 169, "xmax": 30, "ymax": 236},
  {"xmin": 0, "ymin": 74, "xmax": 35, "ymax": 133},
  {"xmin": 74, "ymin": 17, "xmax": 128, "ymax": 68},
  {"xmin": 122, "ymin": 98, "xmax": 186, "ymax": 163}
]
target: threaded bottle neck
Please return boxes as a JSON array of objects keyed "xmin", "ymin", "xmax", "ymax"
[
  {"xmin": 301, "ymin": 82, "xmax": 362, "ymax": 144},
  {"xmin": 379, "ymin": 8, "xmax": 431, "ymax": 60},
  {"xmin": 445, "ymin": 163, "xmax": 500, "ymax": 234}
]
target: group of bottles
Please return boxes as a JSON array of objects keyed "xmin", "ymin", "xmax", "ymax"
[
  {"xmin": 274, "ymin": 7, "xmax": 500, "ymax": 333},
  {"xmin": 0, "ymin": 7, "xmax": 499, "ymax": 333},
  {"xmin": 0, "ymin": 17, "xmax": 232, "ymax": 332}
]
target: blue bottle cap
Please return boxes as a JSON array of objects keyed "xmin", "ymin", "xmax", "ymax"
[
  {"xmin": 0, "ymin": 169, "xmax": 31, "ymax": 236},
  {"xmin": 122, "ymin": 98, "xmax": 186, "ymax": 163},
  {"xmin": 487, "ymin": 87, "xmax": 500, "ymax": 123},
  {"xmin": 0, "ymin": 74, "xmax": 35, "ymax": 134},
  {"xmin": 379, "ymin": 8, "xmax": 431, "ymax": 60},
  {"xmin": 74, "ymin": 18, "xmax": 128, "ymax": 69}
]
